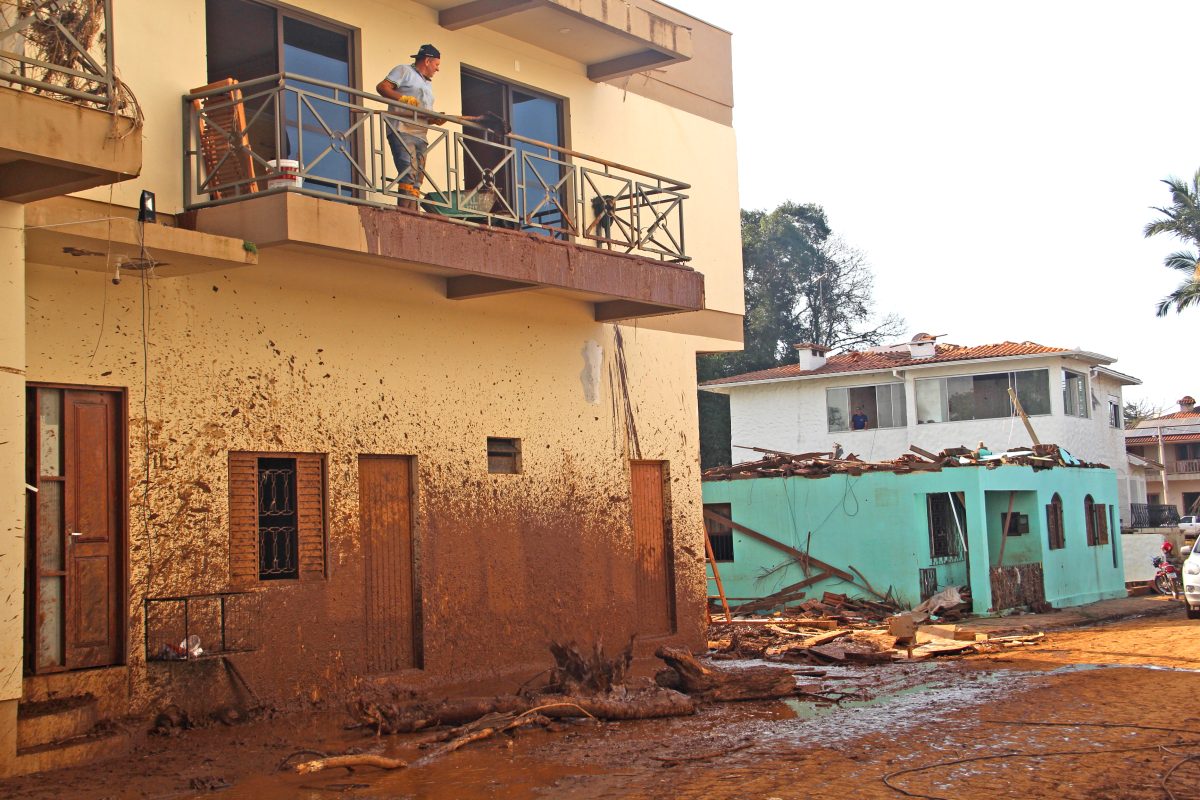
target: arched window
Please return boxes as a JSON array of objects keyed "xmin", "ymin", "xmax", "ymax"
[
  {"xmin": 1046, "ymin": 493, "xmax": 1065, "ymax": 550},
  {"xmin": 1084, "ymin": 494, "xmax": 1096, "ymax": 546}
]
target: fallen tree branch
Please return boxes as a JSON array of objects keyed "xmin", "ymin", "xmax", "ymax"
[
  {"xmin": 650, "ymin": 740, "xmax": 754, "ymax": 766},
  {"xmin": 296, "ymin": 754, "xmax": 407, "ymax": 775}
]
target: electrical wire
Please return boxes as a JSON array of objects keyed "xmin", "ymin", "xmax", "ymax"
[{"xmin": 138, "ymin": 219, "xmax": 155, "ymax": 597}]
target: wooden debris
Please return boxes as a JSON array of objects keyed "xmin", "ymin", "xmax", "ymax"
[{"xmin": 655, "ymin": 646, "xmax": 797, "ymax": 701}]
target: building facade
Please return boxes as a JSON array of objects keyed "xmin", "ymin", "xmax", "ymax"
[
  {"xmin": 0, "ymin": 0, "xmax": 743, "ymax": 775},
  {"xmin": 1126, "ymin": 396, "xmax": 1200, "ymax": 525},
  {"xmin": 702, "ymin": 460, "xmax": 1127, "ymax": 615},
  {"xmin": 702, "ymin": 336, "xmax": 1140, "ymax": 524}
]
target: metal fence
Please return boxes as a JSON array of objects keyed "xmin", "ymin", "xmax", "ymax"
[
  {"xmin": 0, "ymin": 0, "xmax": 115, "ymax": 106},
  {"xmin": 183, "ymin": 73, "xmax": 689, "ymax": 263},
  {"xmin": 1129, "ymin": 503, "xmax": 1180, "ymax": 529}
]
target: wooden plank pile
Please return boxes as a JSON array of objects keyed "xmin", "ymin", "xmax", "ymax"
[{"xmin": 702, "ymin": 443, "xmax": 1107, "ymax": 482}]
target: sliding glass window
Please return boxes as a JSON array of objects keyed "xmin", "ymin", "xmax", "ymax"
[
  {"xmin": 914, "ymin": 368, "xmax": 1050, "ymax": 424},
  {"xmin": 827, "ymin": 383, "xmax": 907, "ymax": 432}
]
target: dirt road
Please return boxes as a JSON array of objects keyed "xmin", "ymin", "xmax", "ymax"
[{"xmin": 5, "ymin": 597, "xmax": 1199, "ymax": 799}]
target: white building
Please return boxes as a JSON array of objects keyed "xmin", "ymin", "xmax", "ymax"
[{"xmin": 702, "ymin": 335, "xmax": 1141, "ymax": 524}]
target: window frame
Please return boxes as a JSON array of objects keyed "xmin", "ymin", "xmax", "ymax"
[
  {"xmin": 1108, "ymin": 396, "xmax": 1122, "ymax": 428},
  {"xmin": 914, "ymin": 368, "xmax": 1051, "ymax": 425},
  {"xmin": 1046, "ymin": 493, "xmax": 1065, "ymax": 550},
  {"xmin": 702, "ymin": 503, "xmax": 735, "ymax": 562},
  {"xmin": 927, "ymin": 493, "xmax": 966, "ymax": 563},
  {"xmin": 229, "ymin": 450, "xmax": 328, "ymax": 585},
  {"xmin": 487, "ymin": 437, "xmax": 522, "ymax": 474},
  {"xmin": 826, "ymin": 382, "xmax": 907, "ymax": 432},
  {"xmin": 1063, "ymin": 369, "xmax": 1089, "ymax": 418}
]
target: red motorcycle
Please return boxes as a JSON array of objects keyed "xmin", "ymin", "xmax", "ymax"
[{"xmin": 1152, "ymin": 551, "xmax": 1183, "ymax": 599}]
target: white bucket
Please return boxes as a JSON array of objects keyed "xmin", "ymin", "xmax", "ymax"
[{"xmin": 267, "ymin": 159, "xmax": 303, "ymax": 190}]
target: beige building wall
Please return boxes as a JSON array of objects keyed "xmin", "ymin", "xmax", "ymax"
[
  {"xmin": 0, "ymin": 201, "xmax": 25, "ymax": 752},
  {"xmin": 81, "ymin": 0, "xmax": 744, "ymax": 319},
  {"xmin": 13, "ymin": 0, "xmax": 742, "ymax": 724}
]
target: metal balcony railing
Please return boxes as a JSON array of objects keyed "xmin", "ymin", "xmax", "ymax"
[
  {"xmin": 183, "ymin": 73, "xmax": 689, "ymax": 263},
  {"xmin": 0, "ymin": 0, "xmax": 115, "ymax": 106},
  {"xmin": 1129, "ymin": 503, "xmax": 1180, "ymax": 529}
]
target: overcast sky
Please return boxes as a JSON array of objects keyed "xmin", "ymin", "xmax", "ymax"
[{"xmin": 669, "ymin": 0, "xmax": 1195, "ymax": 410}]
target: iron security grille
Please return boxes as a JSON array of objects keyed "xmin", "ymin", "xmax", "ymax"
[
  {"xmin": 257, "ymin": 458, "xmax": 298, "ymax": 579},
  {"xmin": 927, "ymin": 494, "xmax": 966, "ymax": 564}
]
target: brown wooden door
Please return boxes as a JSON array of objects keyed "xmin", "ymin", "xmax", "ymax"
[
  {"xmin": 63, "ymin": 390, "xmax": 123, "ymax": 669},
  {"xmin": 630, "ymin": 461, "xmax": 674, "ymax": 636},
  {"xmin": 28, "ymin": 386, "xmax": 124, "ymax": 673},
  {"xmin": 359, "ymin": 456, "xmax": 418, "ymax": 672}
]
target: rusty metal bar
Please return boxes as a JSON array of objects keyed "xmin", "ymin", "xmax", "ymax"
[{"xmin": 0, "ymin": 0, "xmax": 116, "ymax": 106}]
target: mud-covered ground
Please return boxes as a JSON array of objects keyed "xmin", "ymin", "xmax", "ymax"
[{"xmin": 6, "ymin": 596, "xmax": 1200, "ymax": 800}]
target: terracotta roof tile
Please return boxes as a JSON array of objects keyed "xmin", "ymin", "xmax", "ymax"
[
  {"xmin": 1150, "ymin": 410, "xmax": 1200, "ymax": 420},
  {"xmin": 1126, "ymin": 433, "xmax": 1200, "ymax": 446},
  {"xmin": 702, "ymin": 341, "xmax": 1070, "ymax": 387}
]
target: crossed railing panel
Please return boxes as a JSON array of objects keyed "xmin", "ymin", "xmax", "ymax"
[
  {"xmin": 184, "ymin": 73, "xmax": 689, "ymax": 263},
  {"xmin": 0, "ymin": 0, "xmax": 114, "ymax": 105}
]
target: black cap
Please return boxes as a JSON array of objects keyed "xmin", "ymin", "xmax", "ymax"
[{"xmin": 411, "ymin": 44, "xmax": 441, "ymax": 61}]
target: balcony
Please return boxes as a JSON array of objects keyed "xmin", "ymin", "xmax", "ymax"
[
  {"xmin": 1129, "ymin": 503, "xmax": 1180, "ymax": 529},
  {"xmin": 182, "ymin": 74, "xmax": 703, "ymax": 321},
  {"xmin": 0, "ymin": 0, "xmax": 140, "ymax": 202},
  {"xmin": 1170, "ymin": 459, "xmax": 1200, "ymax": 475}
]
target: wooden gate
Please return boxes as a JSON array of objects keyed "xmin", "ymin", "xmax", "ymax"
[
  {"xmin": 27, "ymin": 386, "xmax": 125, "ymax": 673},
  {"xmin": 629, "ymin": 461, "xmax": 675, "ymax": 636},
  {"xmin": 359, "ymin": 455, "xmax": 418, "ymax": 672},
  {"xmin": 989, "ymin": 563, "xmax": 1047, "ymax": 611}
]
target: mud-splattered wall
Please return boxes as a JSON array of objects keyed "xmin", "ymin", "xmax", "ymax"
[{"xmin": 24, "ymin": 247, "xmax": 709, "ymax": 715}]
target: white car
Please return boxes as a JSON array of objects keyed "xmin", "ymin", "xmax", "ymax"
[
  {"xmin": 1184, "ymin": 545, "xmax": 1200, "ymax": 620},
  {"xmin": 1180, "ymin": 515, "xmax": 1200, "ymax": 534}
]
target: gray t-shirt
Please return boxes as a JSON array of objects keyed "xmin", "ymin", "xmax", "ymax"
[{"xmin": 384, "ymin": 63, "xmax": 434, "ymax": 140}]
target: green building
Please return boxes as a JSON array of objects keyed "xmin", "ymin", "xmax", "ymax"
[{"xmin": 702, "ymin": 461, "xmax": 1125, "ymax": 614}]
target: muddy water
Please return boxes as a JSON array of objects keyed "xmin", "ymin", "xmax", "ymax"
[{"xmin": 198, "ymin": 661, "xmax": 1039, "ymax": 800}]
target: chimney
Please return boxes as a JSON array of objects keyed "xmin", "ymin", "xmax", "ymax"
[
  {"xmin": 1180, "ymin": 395, "xmax": 1196, "ymax": 414},
  {"xmin": 906, "ymin": 332, "xmax": 939, "ymax": 359},
  {"xmin": 793, "ymin": 342, "xmax": 831, "ymax": 371}
]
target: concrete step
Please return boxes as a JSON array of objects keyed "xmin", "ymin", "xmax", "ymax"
[
  {"xmin": 17, "ymin": 695, "xmax": 98, "ymax": 750},
  {"xmin": 14, "ymin": 727, "xmax": 131, "ymax": 776}
]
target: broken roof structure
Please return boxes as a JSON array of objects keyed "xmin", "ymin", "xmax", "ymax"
[{"xmin": 701, "ymin": 444, "xmax": 1126, "ymax": 618}]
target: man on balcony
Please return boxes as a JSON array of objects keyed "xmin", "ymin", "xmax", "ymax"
[{"xmin": 377, "ymin": 43, "xmax": 441, "ymax": 210}]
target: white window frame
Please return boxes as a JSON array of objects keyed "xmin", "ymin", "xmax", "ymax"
[
  {"xmin": 1063, "ymin": 369, "xmax": 1089, "ymax": 418},
  {"xmin": 914, "ymin": 368, "xmax": 1051, "ymax": 425},
  {"xmin": 826, "ymin": 383, "xmax": 907, "ymax": 432}
]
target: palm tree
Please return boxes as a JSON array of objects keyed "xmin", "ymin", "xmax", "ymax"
[{"xmin": 1145, "ymin": 170, "xmax": 1200, "ymax": 316}]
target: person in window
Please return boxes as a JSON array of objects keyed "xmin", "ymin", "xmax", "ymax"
[
  {"xmin": 851, "ymin": 407, "xmax": 869, "ymax": 430},
  {"xmin": 377, "ymin": 44, "xmax": 442, "ymax": 209}
]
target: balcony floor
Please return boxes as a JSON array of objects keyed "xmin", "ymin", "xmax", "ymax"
[{"xmin": 187, "ymin": 191, "xmax": 704, "ymax": 321}]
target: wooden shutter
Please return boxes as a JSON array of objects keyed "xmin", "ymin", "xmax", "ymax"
[
  {"xmin": 296, "ymin": 454, "xmax": 327, "ymax": 579},
  {"xmin": 1095, "ymin": 504, "xmax": 1108, "ymax": 545},
  {"xmin": 229, "ymin": 452, "xmax": 259, "ymax": 587}
]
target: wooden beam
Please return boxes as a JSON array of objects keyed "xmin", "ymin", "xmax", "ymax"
[
  {"xmin": 909, "ymin": 444, "xmax": 940, "ymax": 461},
  {"xmin": 587, "ymin": 49, "xmax": 685, "ymax": 82},
  {"xmin": 439, "ymin": 0, "xmax": 540, "ymax": 30},
  {"xmin": 1007, "ymin": 387, "xmax": 1041, "ymax": 446},
  {"xmin": 446, "ymin": 275, "xmax": 539, "ymax": 299},
  {"xmin": 701, "ymin": 509, "xmax": 856, "ymax": 583},
  {"xmin": 702, "ymin": 524, "xmax": 732, "ymax": 623},
  {"xmin": 997, "ymin": 491, "xmax": 1016, "ymax": 568},
  {"xmin": 594, "ymin": 300, "xmax": 677, "ymax": 321}
]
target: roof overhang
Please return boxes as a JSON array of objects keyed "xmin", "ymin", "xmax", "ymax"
[
  {"xmin": 422, "ymin": 0, "xmax": 692, "ymax": 81},
  {"xmin": 701, "ymin": 349, "xmax": 1124, "ymax": 393}
]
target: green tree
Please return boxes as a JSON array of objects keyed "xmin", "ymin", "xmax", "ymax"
[
  {"xmin": 697, "ymin": 202, "xmax": 902, "ymax": 468},
  {"xmin": 1145, "ymin": 170, "xmax": 1200, "ymax": 316}
]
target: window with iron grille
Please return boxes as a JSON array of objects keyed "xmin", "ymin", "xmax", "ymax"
[
  {"xmin": 487, "ymin": 437, "xmax": 521, "ymax": 474},
  {"xmin": 229, "ymin": 452, "xmax": 326, "ymax": 585},
  {"xmin": 927, "ymin": 494, "xmax": 966, "ymax": 563},
  {"xmin": 257, "ymin": 458, "xmax": 298, "ymax": 579},
  {"xmin": 1046, "ymin": 493, "xmax": 1065, "ymax": 550},
  {"xmin": 703, "ymin": 503, "xmax": 735, "ymax": 562}
]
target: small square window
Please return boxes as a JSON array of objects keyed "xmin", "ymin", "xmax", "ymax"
[
  {"xmin": 1000, "ymin": 512, "xmax": 1029, "ymax": 536},
  {"xmin": 487, "ymin": 437, "xmax": 521, "ymax": 474}
]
